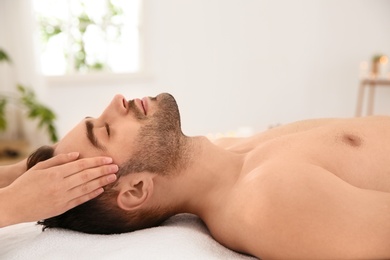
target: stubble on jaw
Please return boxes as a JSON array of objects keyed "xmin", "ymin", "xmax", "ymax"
[{"xmin": 119, "ymin": 94, "xmax": 192, "ymax": 177}]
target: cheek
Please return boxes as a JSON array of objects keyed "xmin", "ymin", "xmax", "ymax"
[
  {"xmin": 108, "ymin": 129, "xmax": 140, "ymax": 164},
  {"xmin": 108, "ymin": 139, "xmax": 134, "ymax": 165}
]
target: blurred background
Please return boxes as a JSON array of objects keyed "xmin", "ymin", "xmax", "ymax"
[{"xmin": 0, "ymin": 0, "xmax": 390, "ymax": 162}]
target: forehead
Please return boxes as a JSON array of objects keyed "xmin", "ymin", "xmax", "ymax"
[{"xmin": 54, "ymin": 120, "xmax": 105, "ymax": 158}]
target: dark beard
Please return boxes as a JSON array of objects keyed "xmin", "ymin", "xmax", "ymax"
[{"xmin": 119, "ymin": 93, "xmax": 186, "ymax": 175}]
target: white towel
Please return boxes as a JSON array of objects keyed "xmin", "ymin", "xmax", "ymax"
[{"xmin": 0, "ymin": 214, "xmax": 257, "ymax": 260}]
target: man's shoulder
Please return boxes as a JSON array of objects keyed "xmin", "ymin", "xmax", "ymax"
[{"xmin": 233, "ymin": 161, "xmax": 337, "ymax": 218}]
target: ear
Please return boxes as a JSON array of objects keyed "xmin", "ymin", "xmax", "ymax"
[{"xmin": 117, "ymin": 173, "xmax": 154, "ymax": 211}]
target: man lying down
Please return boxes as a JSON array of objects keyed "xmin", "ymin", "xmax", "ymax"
[{"xmin": 27, "ymin": 93, "xmax": 390, "ymax": 259}]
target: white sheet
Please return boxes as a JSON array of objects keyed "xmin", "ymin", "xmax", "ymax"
[{"xmin": 0, "ymin": 214, "xmax": 257, "ymax": 259}]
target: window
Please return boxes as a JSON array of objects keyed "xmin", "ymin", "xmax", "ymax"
[{"xmin": 33, "ymin": 0, "xmax": 142, "ymax": 76}]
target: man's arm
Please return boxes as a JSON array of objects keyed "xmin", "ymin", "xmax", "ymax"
[
  {"xmin": 254, "ymin": 118, "xmax": 339, "ymax": 141},
  {"xmin": 215, "ymin": 118, "xmax": 340, "ymax": 151},
  {"xmin": 249, "ymin": 163, "xmax": 390, "ymax": 259}
]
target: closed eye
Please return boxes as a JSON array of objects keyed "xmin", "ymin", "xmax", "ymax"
[{"xmin": 105, "ymin": 123, "xmax": 110, "ymax": 137}]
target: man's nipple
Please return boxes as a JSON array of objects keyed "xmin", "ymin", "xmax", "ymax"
[{"xmin": 341, "ymin": 133, "xmax": 362, "ymax": 148}]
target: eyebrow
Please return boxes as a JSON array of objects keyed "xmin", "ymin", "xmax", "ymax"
[{"xmin": 85, "ymin": 120, "xmax": 106, "ymax": 151}]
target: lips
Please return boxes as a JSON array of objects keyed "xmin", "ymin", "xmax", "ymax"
[
  {"xmin": 142, "ymin": 97, "xmax": 148, "ymax": 115},
  {"xmin": 134, "ymin": 98, "xmax": 147, "ymax": 115}
]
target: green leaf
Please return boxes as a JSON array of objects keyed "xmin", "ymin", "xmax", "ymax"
[
  {"xmin": 17, "ymin": 85, "xmax": 58, "ymax": 142},
  {"xmin": 0, "ymin": 48, "xmax": 11, "ymax": 63},
  {"xmin": 0, "ymin": 98, "xmax": 7, "ymax": 131}
]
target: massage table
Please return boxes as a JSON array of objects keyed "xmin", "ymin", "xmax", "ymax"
[{"xmin": 0, "ymin": 213, "xmax": 257, "ymax": 259}]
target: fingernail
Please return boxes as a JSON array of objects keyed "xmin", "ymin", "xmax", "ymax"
[
  {"xmin": 107, "ymin": 174, "xmax": 117, "ymax": 182},
  {"xmin": 109, "ymin": 164, "xmax": 119, "ymax": 173},
  {"xmin": 68, "ymin": 152, "xmax": 79, "ymax": 159},
  {"xmin": 95, "ymin": 188, "xmax": 104, "ymax": 195}
]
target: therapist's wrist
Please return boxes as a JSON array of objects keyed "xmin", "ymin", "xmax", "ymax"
[
  {"xmin": 0, "ymin": 187, "xmax": 21, "ymax": 228},
  {"xmin": 0, "ymin": 165, "xmax": 13, "ymax": 188},
  {"xmin": 0, "ymin": 159, "xmax": 27, "ymax": 188}
]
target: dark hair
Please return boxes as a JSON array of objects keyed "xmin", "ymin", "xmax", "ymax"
[{"xmin": 27, "ymin": 146, "xmax": 172, "ymax": 234}]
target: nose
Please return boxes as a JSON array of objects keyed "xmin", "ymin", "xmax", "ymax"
[
  {"xmin": 101, "ymin": 94, "xmax": 128, "ymax": 119},
  {"xmin": 114, "ymin": 94, "xmax": 128, "ymax": 111}
]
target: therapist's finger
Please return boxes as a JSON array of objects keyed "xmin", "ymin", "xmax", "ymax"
[
  {"xmin": 59, "ymin": 156, "xmax": 115, "ymax": 178},
  {"xmin": 38, "ymin": 153, "xmax": 112, "ymax": 178},
  {"xmin": 67, "ymin": 171, "xmax": 118, "ymax": 205},
  {"xmin": 65, "ymin": 187, "xmax": 107, "ymax": 211},
  {"xmin": 32, "ymin": 152, "xmax": 80, "ymax": 170},
  {"xmin": 65, "ymin": 164, "xmax": 118, "ymax": 191}
]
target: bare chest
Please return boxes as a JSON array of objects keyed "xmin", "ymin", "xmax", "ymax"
[{"xmin": 245, "ymin": 121, "xmax": 390, "ymax": 192}]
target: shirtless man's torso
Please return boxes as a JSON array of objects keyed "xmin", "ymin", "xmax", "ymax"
[{"xmin": 209, "ymin": 116, "xmax": 390, "ymax": 259}]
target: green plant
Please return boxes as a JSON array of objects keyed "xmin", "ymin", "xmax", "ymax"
[
  {"xmin": 37, "ymin": 0, "xmax": 124, "ymax": 73},
  {"xmin": 0, "ymin": 49, "xmax": 11, "ymax": 63},
  {"xmin": 0, "ymin": 48, "xmax": 58, "ymax": 142}
]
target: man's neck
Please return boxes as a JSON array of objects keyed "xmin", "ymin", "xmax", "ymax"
[{"xmin": 155, "ymin": 135, "xmax": 246, "ymax": 220}]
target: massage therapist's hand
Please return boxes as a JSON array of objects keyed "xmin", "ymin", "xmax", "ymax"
[{"xmin": 0, "ymin": 152, "xmax": 118, "ymax": 227}]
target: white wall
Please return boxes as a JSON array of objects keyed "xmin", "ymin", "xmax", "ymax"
[{"xmin": 3, "ymin": 0, "xmax": 390, "ymax": 145}]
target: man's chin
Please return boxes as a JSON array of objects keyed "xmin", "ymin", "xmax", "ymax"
[
  {"xmin": 156, "ymin": 92, "xmax": 175, "ymax": 101},
  {"xmin": 155, "ymin": 92, "xmax": 181, "ymax": 129}
]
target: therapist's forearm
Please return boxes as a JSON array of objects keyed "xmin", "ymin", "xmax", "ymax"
[
  {"xmin": 0, "ymin": 187, "xmax": 22, "ymax": 227},
  {"xmin": 0, "ymin": 159, "xmax": 27, "ymax": 188}
]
